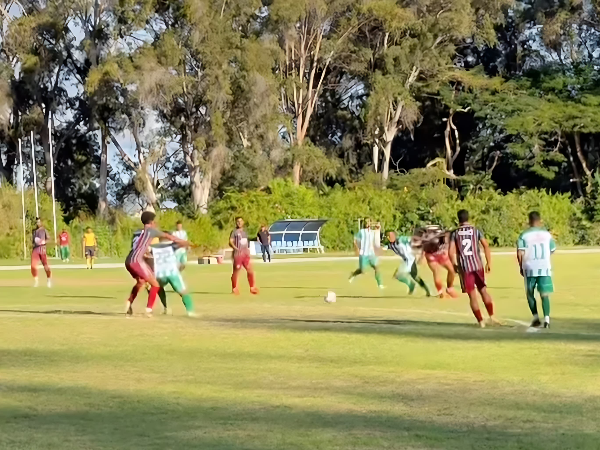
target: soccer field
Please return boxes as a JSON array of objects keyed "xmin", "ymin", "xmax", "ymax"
[{"xmin": 1, "ymin": 254, "xmax": 600, "ymax": 449}]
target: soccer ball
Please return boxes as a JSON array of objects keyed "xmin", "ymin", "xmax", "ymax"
[{"xmin": 324, "ymin": 291, "xmax": 336, "ymax": 303}]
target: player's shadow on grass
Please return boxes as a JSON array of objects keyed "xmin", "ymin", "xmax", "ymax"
[
  {"xmin": 2, "ymin": 381, "xmax": 599, "ymax": 449},
  {"xmin": 261, "ymin": 286, "xmax": 331, "ymax": 290},
  {"xmin": 295, "ymin": 295, "xmax": 414, "ymax": 299},
  {"xmin": 0, "ymin": 309, "xmax": 121, "ymax": 317}
]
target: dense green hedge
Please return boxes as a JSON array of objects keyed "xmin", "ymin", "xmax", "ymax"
[{"xmin": 0, "ymin": 171, "xmax": 595, "ymax": 260}]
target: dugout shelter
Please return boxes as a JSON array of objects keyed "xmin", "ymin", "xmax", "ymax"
[{"xmin": 268, "ymin": 219, "xmax": 327, "ymax": 254}]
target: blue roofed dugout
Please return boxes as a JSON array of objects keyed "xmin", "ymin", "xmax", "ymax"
[{"xmin": 268, "ymin": 219, "xmax": 327, "ymax": 254}]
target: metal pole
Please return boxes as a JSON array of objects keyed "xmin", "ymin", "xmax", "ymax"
[
  {"xmin": 48, "ymin": 112, "xmax": 58, "ymax": 257},
  {"xmin": 18, "ymin": 138, "xmax": 27, "ymax": 259},
  {"xmin": 30, "ymin": 130, "xmax": 39, "ymax": 217}
]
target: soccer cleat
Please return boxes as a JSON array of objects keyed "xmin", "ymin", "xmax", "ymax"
[
  {"xmin": 446, "ymin": 287, "xmax": 459, "ymax": 299},
  {"xmin": 232, "ymin": 287, "xmax": 240, "ymax": 295},
  {"xmin": 47, "ymin": 279, "xmax": 52, "ymax": 288},
  {"xmin": 250, "ymin": 287, "xmax": 259, "ymax": 295},
  {"xmin": 125, "ymin": 301, "xmax": 133, "ymax": 317},
  {"xmin": 488, "ymin": 316, "xmax": 503, "ymax": 327},
  {"xmin": 145, "ymin": 308, "xmax": 153, "ymax": 318},
  {"xmin": 543, "ymin": 322, "xmax": 550, "ymax": 329},
  {"xmin": 478, "ymin": 320, "xmax": 486, "ymax": 328},
  {"xmin": 378, "ymin": 285, "xmax": 386, "ymax": 291},
  {"xmin": 408, "ymin": 281, "xmax": 416, "ymax": 295},
  {"xmin": 530, "ymin": 318, "xmax": 542, "ymax": 328},
  {"xmin": 187, "ymin": 312, "xmax": 200, "ymax": 318},
  {"xmin": 348, "ymin": 275, "xmax": 355, "ymax": 284},
  {"xmin": 162, "ymin": 308, "xmax": 172, "ymax": 315},
  {"xmin": 33, "ymin": 277, "xmax": 39, "ymax": 288}
]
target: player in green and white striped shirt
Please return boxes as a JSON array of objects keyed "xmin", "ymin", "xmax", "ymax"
[
  {"xmin": 517, "ymin": 211, "xmax": 557, "ymax": 329},
  {"xmin": 349, "ymin": 219, "xmax": 384, "ymax": 289}
]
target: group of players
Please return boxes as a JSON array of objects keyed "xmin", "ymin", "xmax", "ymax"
[
  {"xmin": 30, "ymin": 208, "xmax": 556, "ymax": 328},
  {"xmin": 351, "ymin": 210, "xmax": 556, "ymax": 328}
]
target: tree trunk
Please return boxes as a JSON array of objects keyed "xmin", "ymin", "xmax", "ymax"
[
  {"xmin": 381, "ymin": 139, "xmax": 392, "ymax": 181},
  {"xmin": 140, "ymin": 172, "xmax": 158, "ymax": 212},
  {"xmin": 566, "ymin": 138, "xmax": 584, "ymax": 197},
  {"xmin": 574, "ymin": 132, "xmax": 593, "ymax": 193},
  {"xmin": 98, "ymin": 124, "xmax": 108, "ymax": 217},
  {"xmin": 190, "ymin": 166, "xmax": 211, "ymax": 214},
  {"xmin": 41, "ymin": 111, "xmax": 52, "ymax": 194},
  {"xmin": 292, "ymin": 162, "xmax": 302, "ymax": 185},
  {"xmin": 372, "ymin": 141, "xmax": 379, "ymax": 173}
]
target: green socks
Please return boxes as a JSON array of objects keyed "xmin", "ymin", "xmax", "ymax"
[
  {"xmin": 182, "ymin": 294, "xmax": 194, "ymax": 313},
  {"xmin": 541, "ymin": 295, "xmax": 550, "ymax": 318}
]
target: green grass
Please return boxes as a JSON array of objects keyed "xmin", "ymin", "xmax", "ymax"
[{"xmin": 1, "ymin": 254, "xmax": 600, "ymax": 449}]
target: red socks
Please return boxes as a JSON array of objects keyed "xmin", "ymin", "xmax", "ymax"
[
  {"xmin": 484, "ymin": 300, "xmax": 494, "ymax": 316},
  {"xmin": 231, "ymin": 271, "xmax": 239, "ymax": 290},
  {"xmin": 128, "ymin": 285, "xmax": 141, "ymax": 304},
  {"xmin": 473, "ymin": 309, "xmax": 483, "ymax": 323},
  {"xmin": 247, "ymin": 272, "xmax": 255, "ymax": 288},
  {"xmin": 147, "ymin": 286, "xmax": 160, "ymax": 310}
]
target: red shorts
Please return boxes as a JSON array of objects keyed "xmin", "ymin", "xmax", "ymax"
[
  {"xmin": 31, "ymin": 247, "xmax": 48, "ymax": 267},
  {"xmin": 425, "ymin": 252, "xmax": 450, "ymax": 265},
  {"xmin": 460, "ymin": 270, "xmax": 486, "ymax": 294},
  {"xmin": 233, "ymin": 254, "xmax": 251, "ymax": 271},
  {"xmin": 126, "ymin": 260, "xmax": 153, "ymax": 282}
]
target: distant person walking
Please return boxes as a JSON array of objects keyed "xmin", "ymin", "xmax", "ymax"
[
  {"xmin": 83, "ymin": 227, "xmax": 98, "ymax": 269},
  {"xmin": 31, "ymin": 217, "xmax": 52, "ymax": 288},
  {"xmin": 59, "ymin": 229, "xmax": 71, "ymax": 262},
  {"xmin": 257, "ymin": 225, "xmax": 272, "ymax": 263}
]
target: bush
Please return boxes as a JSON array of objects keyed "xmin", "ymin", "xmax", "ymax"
[{"xmin": 0, "ymin": 171, "xmax": 590, "ymax": 260}]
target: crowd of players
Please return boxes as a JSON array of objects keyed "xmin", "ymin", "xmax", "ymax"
[
  {"xmin": 351, "ymin": 210, "xmax": 556, "ymax": 329},
  {"xmin": 29, "ymin": 209, "xmax": 556, "ymax": 328}
]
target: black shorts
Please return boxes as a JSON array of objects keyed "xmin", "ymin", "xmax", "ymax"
[{"xmin": 85, "ymin": 246, "xmax": 96, "ymax": 257}]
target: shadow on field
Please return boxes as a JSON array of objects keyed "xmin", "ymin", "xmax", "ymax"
[
  {"xmin": 1, "ymin": 381, "xmax": 599, "ymax": 450},
  {"xmin": 205, "ymin": 316, "xmax": 600, "ymax": 343},
  {"xmin": 0, "ymin": 309, "xmax": 121, "ymax": 317}
]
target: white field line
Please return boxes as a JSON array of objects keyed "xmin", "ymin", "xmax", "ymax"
[{"xmin": 2, "ymin": 248, "xmax": 600, "ymax": 271}]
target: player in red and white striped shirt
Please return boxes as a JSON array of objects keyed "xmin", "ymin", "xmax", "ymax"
[
  {"xmin": 229, "ymin": 217, "xmax": 258, "ymax": 295},
  {"xmin": 448, "ymin": 210, "xmax": 499, "ymax": 327}
]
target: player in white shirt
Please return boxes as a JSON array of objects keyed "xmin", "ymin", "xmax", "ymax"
[
  {"xmin": 349, "ymin": 219, "xmax": 384, "ymax": 289},
  {"xmin": 517, "ymin": 211, "xmax": 557, "ymax": 329},
  {"xmin": 172, "ymin": 221, "xmax": 189, "ymax": 270}
]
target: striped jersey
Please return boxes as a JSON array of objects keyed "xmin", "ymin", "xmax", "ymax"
[
  {"xmin": 389, "ymin": 235, "xmax": 415, "ymax": 265},
  {"xmin": 151, "ymin": 243, "xmax": 180, "ymax": 279},
  {"xmin": 32, "ymin": 227, "xmax": 50, "ymax": 249},
  {"xmin": 451, "ymin": 224, "xmax": 485, "ymax": 273},
  {"xmin": 128, "ymin": 227, "xmax": 161, "ymax": 263},
  {"xmin": 517, "ymin": 227, "xmax": 556, "ymax": 277},
  {"xmin": 355, "ymin": 228, "xmax": 379, "ymax": 256},
  {"xmin": 230, "ymin": 228, "xmax": 249, "ymax": 256}
]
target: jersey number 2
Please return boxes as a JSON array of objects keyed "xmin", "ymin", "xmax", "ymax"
[{"xmin": 462, "ymin": 238, "xmax": 473, "ymax": 256}]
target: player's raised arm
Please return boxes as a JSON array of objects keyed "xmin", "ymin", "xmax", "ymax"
[
  {"xmin": 161, "ymin": 231, "xmax": 193, "ymax": 249},
  {"xmin": 516, "ymin": 234, "xmax": 525, "ymax": 276},
  {"xmin": 479, "ymin": 233, "xmax": 492, "ymax": 273}
]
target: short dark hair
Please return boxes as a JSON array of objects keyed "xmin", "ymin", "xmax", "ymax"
[
  {"xmin": 141, "ymin": 211, "xmax": 156, "ymax": 225},
  {"xmin": 529, "ymin": 211, "xmax": 541, "ymax": 223},
  {"xmin": 176, "ymin": 220, "xmax": 182, "ymax": 225},
  {"xmin": 362, "ymin": 218, "xmax": 370, "ymax": 228},
  {"xmin": 235, "ymin": 216, "xmax": 243, "ymax": 221},
  {"xmin": 457, "ymin": 209, "xmax": 469, "ymax": 223}
]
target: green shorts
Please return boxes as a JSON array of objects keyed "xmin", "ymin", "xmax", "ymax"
[
  {"xmin": 176, "ymin": 250, "xmax": 188, "ymax": 266},
  {"xmin": 398, "ymin": 260, "xmax": 418, "ymax": 277},
  {"xmin": 359, "ymin": 255, "xmax": 378, "ymax": 271},
  {"xmin": 158, "ymin": 273, "xmax": 186, "ymax": 294},
  {"xmin": 525, "ymin": 276, "xmax": 554, "ymax": 296}
]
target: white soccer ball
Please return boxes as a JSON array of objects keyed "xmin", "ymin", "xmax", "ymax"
[{"xmin": 324, "ymin": 291, "xmax": 337, "ymax": 303}]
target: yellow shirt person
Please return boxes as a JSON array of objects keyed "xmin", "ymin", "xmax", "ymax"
[{"xmin": 83, "ymin": 228, "xmax": 98, "ymax": 269}]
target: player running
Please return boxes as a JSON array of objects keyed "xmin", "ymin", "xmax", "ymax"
[
  {"xmin": 349, "ymin": 219, "xmax": 384, "ymax": 289},
  {"xmin": 517, "ymin": 211, "xmax": 556, "ymax": 329},
  {"xmin": 83, "ymin": 227, "xmax": 98, "ymax": 269},
  {"xmin": 172, "ymin": 220, "xmax": 188, "ymax": 270},
  {"xmin": 387, "ymin": 231, "xmax": 431, "ymax": 296},
  {"xmin": 59, "ymin": 229, "xmax": 70, "ymax": 262},
  {"xmin": 151, "ymin": 240, "xmax": 197, "ymax": 317},
  {"xmin": 448, "ymin": 210, "xmax": 499, "ymax": 327},
  {"xmin": 419, "ymin": 225, "xmax": 458, "ymax": 298},
  {"xmin": 229, "ymin": 217, "xmax": 259, "ymax": 295},
  {"xmin": 125, "ymin": 211, "xmax": 191, "ymax": 317},
  {"xmin": 31, "ymin": 217, "xmax": 52, "ymax": 288}
]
